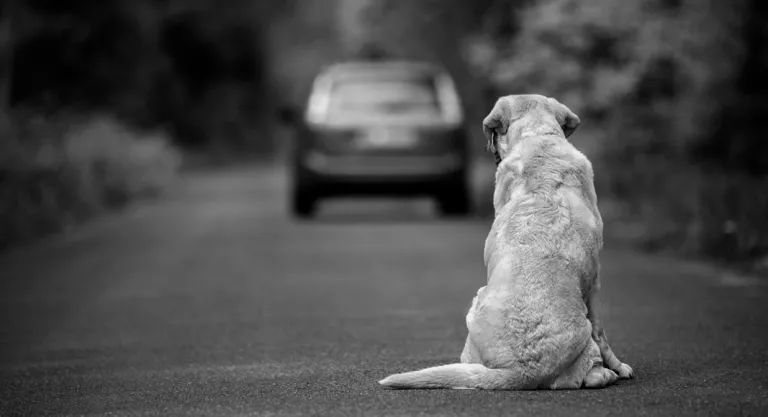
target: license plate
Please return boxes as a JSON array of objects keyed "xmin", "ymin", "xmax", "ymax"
[{"xmin": 359, "ymin": 129, "xmax": 418, "ymax": 149}]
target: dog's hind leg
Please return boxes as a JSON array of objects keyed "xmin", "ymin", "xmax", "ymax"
[
  {"xmin": 460, "ymin": 334, "xmax": 482, "ymax": 364},
  {"xmin": 544, "ymin": 327, "xmax": 614, "ymax": 390},
  {"xmin": 584, "ymin": 364, "xmax": 619, "ymax": 388},
  {"xmin": 582, "ymin": 337, "xmax": 618, "ymax": 388},
  {"xmin": 460, "ymin": 287, "xmax": 485, "ymax": 364},
  {"xmin": 587, "ymin": 294, "xmax": 634, "ymax": 380}
]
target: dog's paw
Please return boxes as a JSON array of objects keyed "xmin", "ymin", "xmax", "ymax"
[
  {"xmin": 583, "ymin": 366, "xmax": 618, "ymax": 389},
  {"xmin": 616, "ymin": 363, "xmax": 634, "ymax": 379}
]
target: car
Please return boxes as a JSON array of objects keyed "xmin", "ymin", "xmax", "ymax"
[{"xmin": 279, "ymin": 59, "xmax": 472, "ymax": 219}]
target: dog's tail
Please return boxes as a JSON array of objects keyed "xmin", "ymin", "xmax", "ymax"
[{"xmin": 378, "ymin": 363, "xmax": 527, "ymax": 390}]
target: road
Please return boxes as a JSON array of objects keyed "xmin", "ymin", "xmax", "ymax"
[{"xmin": 1, "ymin": 165, "xmax": 766, "ymax": 417}]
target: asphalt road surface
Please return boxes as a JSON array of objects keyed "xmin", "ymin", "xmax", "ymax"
[{"xmin": 1, "ymin": 165, "xmax": 767, "ymax": 417}]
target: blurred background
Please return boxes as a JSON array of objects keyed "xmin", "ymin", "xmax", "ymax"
[{"xmin": 1, "ymin": 0, "xmax": 766, "ymax": 268}]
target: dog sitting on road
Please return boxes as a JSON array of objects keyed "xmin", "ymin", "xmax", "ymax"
[{"xmin": 379, "ymin": 94, "xmax": 634, "ymax": 390}]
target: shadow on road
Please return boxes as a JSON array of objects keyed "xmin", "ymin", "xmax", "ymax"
[{"xmin": 297, "ymin": 198, "xmax": 489, "ymax": 225}]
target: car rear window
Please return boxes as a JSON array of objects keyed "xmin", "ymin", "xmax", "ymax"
[{"xmin": 326, "ymin": 76, "xmax": 443, "ymax": 122}]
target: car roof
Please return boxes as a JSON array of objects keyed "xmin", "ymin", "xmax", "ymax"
[{"xmin": 318, "ymin": 60, "xmax": 446, "ymax": 81}]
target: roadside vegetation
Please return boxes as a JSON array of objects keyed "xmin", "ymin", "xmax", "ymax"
[
  {"xmin": 0, "ymin": 113, "xmax": 179, "ymax": 250},
  {"xmin": 472, "ymin": 0, "xmax": 768, "ymax": 269},
  {"xmin": 0, "ymin": 1, "xmax": 289, "ymax": 250}
]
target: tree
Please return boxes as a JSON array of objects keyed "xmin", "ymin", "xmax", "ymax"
[
  {"xmin": 0, "ymin": 0, "xmax": 15, "ymax": 118},
  {"xmin": 695, "ymin": 0, "xmax": 768, "ymax": 176}
]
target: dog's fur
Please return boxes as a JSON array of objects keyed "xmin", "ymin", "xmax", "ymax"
[{"xmin": 378, "ymin": 94, "xmax": 634, "ymax": 390}]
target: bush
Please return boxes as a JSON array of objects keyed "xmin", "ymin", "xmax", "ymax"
[
  {"xmin": 62, "ymin": 116, "xmax": 181, "ymax": 206},
  {"xmin": 0, "ymin": 113, "xmax": 181, "ymax": 250},
  {"xmin": 599, "ymin": 163, "xmax": 768, "ymax": 264}
]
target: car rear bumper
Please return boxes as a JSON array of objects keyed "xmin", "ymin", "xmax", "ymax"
[{"xmin": 301, "ymin": 151, "xmax": 465, "ymax": 181}]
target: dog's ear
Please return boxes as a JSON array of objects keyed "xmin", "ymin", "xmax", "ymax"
[
  {"xmin": 482, "ymin": 98, "xmax": 512, "ymax": 156},
  {"xmin": 547, "ymin": 98, "xmax": 581, "ymax": 138}
]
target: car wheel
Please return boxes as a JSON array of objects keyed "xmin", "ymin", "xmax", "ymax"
[
  {"xmin": 291, "ymin": 187, "xmax": 317, "ymax": 218},
  {"xmin": 436, "ymin": 177, "xmax": 472, "ymax": 217},
  {"xmin": 290, "ymin": 170, "xmax": 319, "ymax": 219}
]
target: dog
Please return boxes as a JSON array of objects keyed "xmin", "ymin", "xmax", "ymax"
[{"xmin": 378, "ymin": 94, "xmax": 634, "ymax": 390}]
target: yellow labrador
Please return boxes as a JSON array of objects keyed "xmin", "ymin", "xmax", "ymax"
[{"xmin": 379, "ymin": 94, "xmax": 634, "ymax": 390}]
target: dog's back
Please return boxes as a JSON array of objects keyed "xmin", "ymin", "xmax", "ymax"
[{"xmin": 488, "ymin": 135, "xmax": 602, "ymax": 270}]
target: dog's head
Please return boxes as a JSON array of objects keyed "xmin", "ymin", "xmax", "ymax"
[{"xmin": 482, "ymin": 94, "xmax": 581, "ymax": 165}]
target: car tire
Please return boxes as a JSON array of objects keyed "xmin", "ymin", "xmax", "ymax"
[
  {"xmin": 291, "ymin": 188, "xmax": 317, "ymax": 218},
  {"xmin": 290, "ymin": 169, "xmax": 319, "ymax": 219},
  {"xmin": 436, "ymin": 176, "xmax": 472, "ymax": 217}
]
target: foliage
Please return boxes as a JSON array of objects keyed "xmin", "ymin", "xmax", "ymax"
[
  {"xmin": 461, "ymin": 0, "xmax": 768, "ymax": 264},
  {"xmin": 8, "ymin": 0, "xmax": 291, "ymax": 151},
  {"xmin": 0, "ymin": 113, "xmax": 180, "ymax": 250},
  {"xmin": 0, "ymin": 0, "xmax": 293, "ymax": 249}
]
